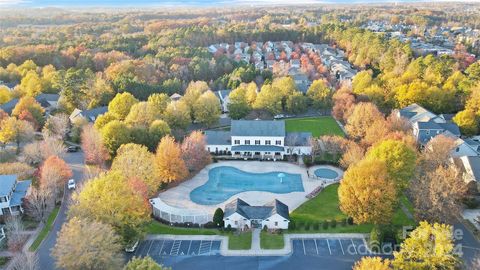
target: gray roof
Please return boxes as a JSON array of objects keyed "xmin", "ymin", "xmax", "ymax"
[
  {"xmin": 10, "ymin": 180, "xmax": 31, "ymax": 206},
  {"xmin": 224, "ymin": 199, "xmax": 289, "ymax": 220},
  {"xmin": 205, "ymin": 130, "xmax": 231, "ymax": 145},
  {"xmin": 215, "ymin": 90, "xmax": 232, "ymax": 101},
  {"xmin": 416, "ymin": 121, "xmax": 460, "ymax": 136},
  {"xmin": 285, "ymin": 132, "xmax": 312, "ymax": 146},
  {"xmin": 0, "ymin": 175, "xmax": 17, "ymax": 197},
  {"xmin": 35, "ymin": 94, "xmax": 59, "ymax": 108},
  {"xmin": 83, "ymin": 106, "xmax": 108, "ymax": 122},
  {"xmin": 231, "ymin": 120, "xmax": 285, "ymax": 137},
  {"xmin": 466, "ymin": 156, "xmax": 480, "ymax": 181},
  {"xmin": 0, "ymin": 98, "xmax": 19, "ymax": 114},
  {"xmin": 231, "ymin": 145, "xmax": 284, "ymax": 152}
]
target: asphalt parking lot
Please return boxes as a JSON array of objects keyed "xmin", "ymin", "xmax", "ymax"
[
  {"xmin": 128, "ymin": 237, "xmax": 372, "ymax": 270},
  {"xmin": 133, "ymin": 239, "xmax": 222, "ymax": 257}
]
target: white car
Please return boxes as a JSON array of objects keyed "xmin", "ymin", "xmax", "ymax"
[
  {"xmin": 125, "ymin": 240, "xmax": 139, "ymax": 253},
  {"xmin": 67, "ymin": 179, "xmax": 76, "ymax": 190}
]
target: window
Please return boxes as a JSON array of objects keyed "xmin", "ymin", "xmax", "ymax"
[
  {"xmin": 235, "ymin": 221, "xmax": 238, "ymax": 225},
  {"xmin": 276, "ymin": 140, "xmax": 282, "ymax": 145},
  {"xmin": 275, "ymin": 222, "xmax": 278, "ymax": 226},
  {"xmin": 255, "ymin": 140, "xmax": 261, "ymax": 145},
  {"xmin": 207, "ymin": 147, "xmax": 210, "ymax": 152},
  {"xmin": 245, "ymin": 140, "xmax": 250, "ymax": 145},
  {"xmin": 234, "ymin": 140, "xmax": 240, "ymax": 145},
  {"xmin": 265, "ymin": 140, "xmax": 271, "ymax": 145},
  {"xmin": 456, "ymin": 147, "xmax": 460, "ymax": 152},
  {"xmin": 426, "ymin": 130, "xmax": 430, "ymax": 135}
]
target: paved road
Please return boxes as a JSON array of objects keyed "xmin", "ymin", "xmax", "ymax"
[{"xmin": 37, "ymin": 151, "xmax": 85, "ymax": 270}]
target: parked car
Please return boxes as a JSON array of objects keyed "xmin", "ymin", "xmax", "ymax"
[
  {"xmin": 67, "ymin": 179, "xmax": 76, "ymax": 190},
  {"xmin": 125, "ymin": 240, "xmax": 139, "ymax": 253},
  {"xmin": 274, "ymin": 114, "xmax": 285, "ymax": 119},
  {"xmin": 67, "ymin": 146, "xmax": 79, "ymax": 152}
]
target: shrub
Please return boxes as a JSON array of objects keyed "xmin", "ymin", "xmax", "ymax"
[
  {"xmin": 203, "ymin": 221, "xmax": 217, "ymax": 229},
  {"xmin": 304, "ymin": 222, "xmax": 310, "ymax": 231},
  {"xmin": 322, "ymin": 221, "xmax": 329, "ymax": 230},
  {"xmin": 341, "ymin": 219, "xmax": 347, "ymax": 227},
  {"xmin": 370, "ymin": 226, "xmax": 383, "ymax": 253},
  {"xmin": 263, "ymin": 225, "xmax": 268, "ymax": 231},
  {"xmin": 213, "ymin": 208, "xmax": 224, "ymax": 227},
  {"xmin": 331, "ymin": 220, "xmax": 337, "ymax": 228},
  {"xmin": 289, "ymin": 221, "xmax": 296, "ymax": 231},
  {"xmin": 297, "ymin": 221, "xmax": 304, "ymax": 229},
  {"xmin": 347, "ymin": 217, "xmax": 354, "ymax": 225},
  {"xmin": 227, "ymin": 224, "xmax": 232, "ymax": 231},
  {"xmin": 313, "ymin": 222, "xmax": 319, "ymax": 230}
]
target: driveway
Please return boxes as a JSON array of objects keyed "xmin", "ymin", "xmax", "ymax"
[{"xmin": 36, "ymin": 150, "xmax": 85, "ymax": 270}]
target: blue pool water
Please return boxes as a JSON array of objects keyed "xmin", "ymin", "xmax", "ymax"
[
  {"xmin": 314, "ymin": 168, "xmax": 339, "ymax": 179},
  {"xmin": 190, "ymin": 166, "xmax": 304, "ymax": 205}
]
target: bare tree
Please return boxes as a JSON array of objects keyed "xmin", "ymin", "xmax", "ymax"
[
  {"xmin": 25, "ymin": 186, "xmax": 55, "ymax": 224},
  {"xmin": 21, "ymin": 136, "xmax": 66, "ymax": 165},
  {"xmin": 5, "ymin": 216, "xmax": 27, "ymax": 252},
  {"xmin": 42, "ymin": 113, "xmax": 69, "ymax": 140},
  {"xmin": 10, "ymin": 252, "xmax": 39, "ymax": 270}
]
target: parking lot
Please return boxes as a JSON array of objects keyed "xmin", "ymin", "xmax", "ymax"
[
  {"xmin": 133, "ymin": 239, "xmax": 222, "ymax": 257},
  {"xmin": 291, "ymin": 238, "xmax": 370, "ymax": 257}
]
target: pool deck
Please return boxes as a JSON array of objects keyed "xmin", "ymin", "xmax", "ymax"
[{"xmin": 158, "ymin": 161, "xmax": 342, "ymax": 215}]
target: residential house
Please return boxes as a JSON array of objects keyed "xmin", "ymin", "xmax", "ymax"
[
  {"xmin": 292, "ymin": 73, "xmax": 311, "ymax": 94},
  {"xmin": 35, "ymin": 93, "xmax": 60, "ymax": 113},
  {"xmin": 0, "ymin": 98, "xmax": 19, "ymax": 114},
  {"xmin": 205, "ymin": 120, "xmax": 312, "ymax": 159},
  {"xmin": 0, "ymin": 175, "xmax": 32, "ymax": 216},
  {"xmin": 223, "ymin": 199, "xmax": 290, "ymax": 230},
  {"xmin": 452, "ymin": 155, "xmax": 480, "ymax": 191},
  {"xmin": 170, "ymin": 93, "xmax": 183, "ymax": 102},
  {"xmin": 69, "ymin": 106, "xmax": 108, "ymax": 123}
]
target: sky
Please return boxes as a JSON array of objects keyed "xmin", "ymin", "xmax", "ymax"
[{"xmin": 0, "ymin": 0, "xmax": 479, "ymax": 8}]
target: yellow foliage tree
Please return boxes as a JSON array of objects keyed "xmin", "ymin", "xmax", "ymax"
[
  {"xmin": 392, "ymin": 222, "xmax": 460, "ymax": 269},
  {"xmin": 353, "ymin": 257, "xmax": 391, "ymax": 270},
  {"xmin": 338, "ymin": 159, "xmax": 397, "ymax": 224},
  {"xmin": 155, "ymin": 135, "xmax": 188, "ymax": 183}
]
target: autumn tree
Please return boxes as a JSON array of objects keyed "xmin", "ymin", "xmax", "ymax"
[
  {"xmin": 353, "ymin": 257, "xmax": 391, "ymax": 270},
  {"xmin": 307, "ymin": 79, "xmax": 332, "ymax": 110},
  {"xmin": 124, "ymin": 257, "xmax": 170, "ymax": 270},
  {"xmin": 108, "ymin": 92, "xmax": 139, "ymax": 120},
  {"xmin": 332, "ymin": 85, "xmax": 356, "ymax": 122},
  {"xmin": 25, "ymin": 185, "xmax": 55, "ymax": 224},
  {"xmin": 345, "ymin": 102, "xmax": 384, "ymax": 140},
  {"xmin": 112, "ymin": 143, "xmax": 158, "ymax": 196},
  {"xmin": 10, "ymin": 252, "xmax": 39, "ymax": 270},
  {"xmin": 183, "ymin": 81, "xmax": 210, "ymax": 121},
  {"xmin": 4, "ymin": 216, "xmax": 27, "ymax": 252},
  {"xmin": 52, "ymin": 217, "xmax": 124, "ymax": 270},
  {"xmin": 181, "ymin": 131, "xmax": 211, "ymax": 172},
  {"xmin": 42, "ymin": 113, "xmax": 69, "ymax": 139},
  {"xmin": 419, "ymin": 135, "xmax": 456, "ymax": 172},
  {"xmin": 125, "ymin": 101, "xmax": 162, "ymax": 128},
  {"xmin": 338, "ymin": 159, "xmax": 397, "ymax": 224},
  {"xmin": 22, "ymin": 137, "xmax": 66, "ymax": 165},
  {"xmin": 163, "ymin": 100, "xmax": 191, "ymax": 130},
  {"xmin": 228, "ymin": 83, "xmax": 256, "ymax": 119},
  {"xmin": 148, "ymin": 120, "xmax": 171, "ymax": 151},
  {"xmin": 155, "ymin": 135, "xmax": 188, "ymax": 183},
  {"xmin": 253, "ymin": 84, "xmax": 283, "ymax": 115},
  {"xmin": 453, "ymin": 109, "xmax": 478, "ymax": 136},
  {"xmin": 81, "ymin": 124, "xmax": 109, "ymax": 166},
  {"xmin": 69, "ymin": 171, "xmax": 149, "ymax": 242},
  {"xmin": 365, "ymin": 139, "xmax": 417, "ymax": 190},
  {"xmin": 339, "ymin": 142, "xmax": 365, "ymax": 169},
  {"xmin": 392, "ymin": 222, "xmax": 460, "ymax": 270},
  {"xmin": 101, "ymin": 120, "xmax": 131, "ymax": 157},
  {"xmin": 11, "ymin": 96, "xmax": 45, "ymax": 129},
  {"xmin": 40, "ymin": 155, "xmax": 73, "ymax": 199},
  {"xmin": 193, "ymin": 90, "xmax": 221, "ymax": 127},
  {"xmin": 0, "ymin": 86, "xmax": 12, "ymax": 105},
  {"xmin": 0, "ymin": 117, "xmax": 34, "ymax": 153}
]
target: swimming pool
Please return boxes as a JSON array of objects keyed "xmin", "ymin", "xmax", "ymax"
[
  {"xmin": 190, "ymin": 166, "xmax": 304, "ymax": 205},
  {"xmin": 314, "ymin": 168, "xmax": 339, "ymax": 179}
]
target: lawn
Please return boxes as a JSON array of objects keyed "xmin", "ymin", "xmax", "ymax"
[
  {"xmin": 290, "ymin": 184, "xmax": 416, "ymax": 233},
  {"xmin": 224, "ymin": 231, "xmax": 252, "ymax": 250},
  {"xmin": 260, "ymin": 231, "xmax": 285, "ymax": 249},
  {"xmin": 285, "ymin": 117, "xmax": 344, "ymax": 137},
  {"xmin": 29, "ymin": 206, "xmax": 60, "ymax": 251},
  {"xmin": 145, "ymin": 220, "xmax": 218, "ymax": 235}
]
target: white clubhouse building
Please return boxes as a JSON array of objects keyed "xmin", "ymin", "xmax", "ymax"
[
  {"xmin": 205, "ymin": 120, "xmax": 312, "ymax": 159},
  {"xmin": 223, "ymin": 199, "xmax": 290, "ymax": 230}
]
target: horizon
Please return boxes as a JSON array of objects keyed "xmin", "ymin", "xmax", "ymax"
[{"xmin": 0, "ymin": 0, "xmax": 479, "ymax": 8}]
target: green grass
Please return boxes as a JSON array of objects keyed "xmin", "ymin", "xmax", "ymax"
[
  {"xmin": 29, "ymin": 206, "xmax": 60, "ymax": 251},
  {"xmin": 224, "ymin": 232, "xmax": 252, "ymax": 250},
  {"xmin": 0, "ymin": 257, "xmax": 10, "ymax": 267},
  {"xmin": 290, "ymin": 184, "xmax": 416, "ymax": 233},
  {"xmin": 260, "ymin": 231, "xmax": 285, "ymax": 249},
  {"xmin": 291, "ymin": 184, "xmax": 347, "ymax": 223},
  {"xmin": 285, "ymin": 117, "xmax": 344, "ymax": 137},
  {"xmin": 145, "ymin": 221, "xmax": 218, "ymax": 235}
]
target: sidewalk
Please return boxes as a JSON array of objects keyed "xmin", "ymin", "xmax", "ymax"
[{"xmin": 146, "ymin": 232, "xmax": 369, "ymax": 256}]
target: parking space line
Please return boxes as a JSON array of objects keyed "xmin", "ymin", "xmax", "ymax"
[
  {"xmin": 146, "ymin": 240, "xmax": 154, "ymax": 255},
  {"xmin": 187, "ymin": 240, "xmax": 192, "ymax": 255},
  {"xmin": 326, "ymin": 239, "xmax": 332, "ymax": 255},
  {"xmin": 314, "ymin": 239, "xmax": 318, "ymax": 254},
  {"xmin": 158, "ymin": 240, "xmax": 165, "ymax": 255},
  {"xmin": 209, "ymin": 240, "xmax": 213, "ymax": 255},
  {"xmin": 339, "ymin": 239, "xmax": 345, "ymax": 255},
  {"xmin": 350, "ymin": 239, "xmax": 357, "ymax": 254},
  {"xmin": 302, "ymin": 239, "xmax": 306, "ymax": 255},
  {"xmin": 170, "ymin": 240, "xmax": 181, "ymax": 256}
]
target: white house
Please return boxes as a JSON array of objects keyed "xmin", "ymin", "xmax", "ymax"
[
  {"xmin": 0, "ymin": 175, "xmax": 31, "ymax": 216},
  {"xmin": 214, "ymin": 90, "xmax": 232, "ymax": 113},
  {"xmin": 223, "ymin": 199, "xmax": 290, "ymax": 230},
  {"xmin": 205, "ymin": 120, "xmax": 312, "ymax": 159},
  {"xmin": 69, "ymin": 106, "xmax": 108, "ymax": 123}
]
